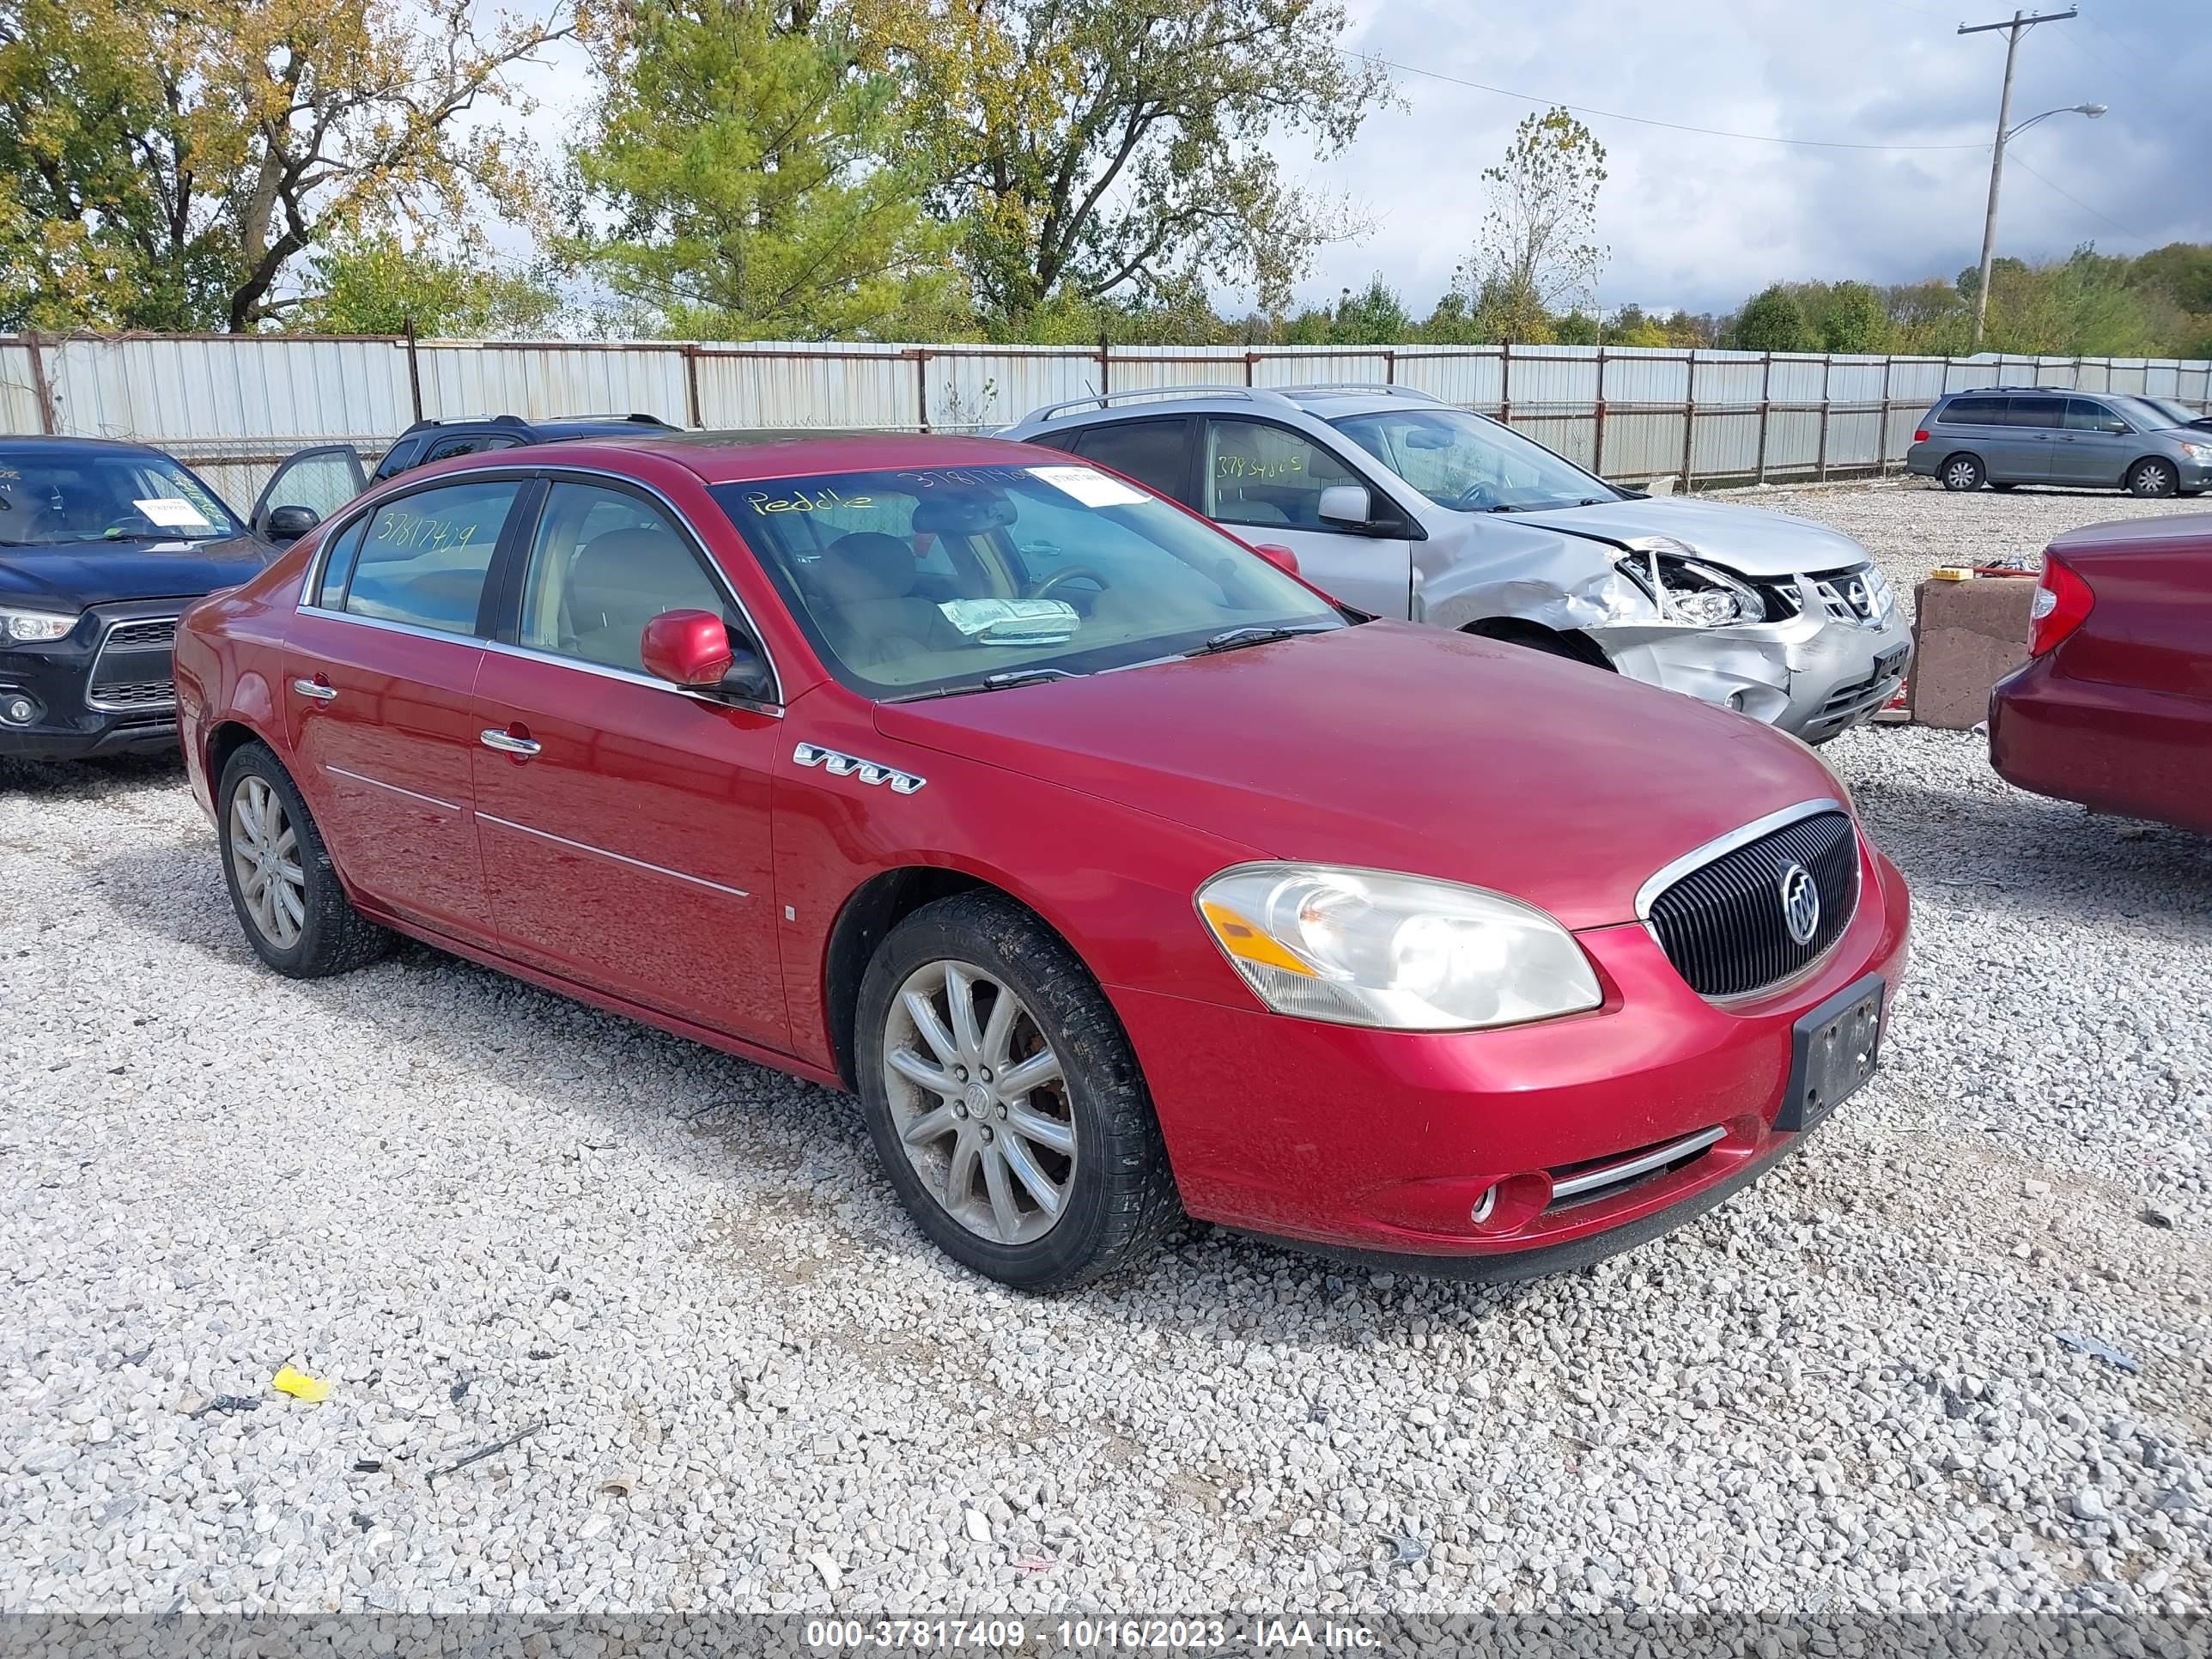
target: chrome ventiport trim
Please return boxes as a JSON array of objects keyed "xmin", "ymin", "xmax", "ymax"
[
  {"xmin": 324, "ymin": 764, "xmax": 463, "ymax": 814},
  {"xmin": 476, "ymin": 812, "xmax": 750, "ymax": 898},
  {"xmin": 1550, "ymin": 1126, "xmax": 1726, "ymax": 1201},
  {"xmin": 85, "ymin": 614, "xmax": 180, "ymax": 713},
  {"xmin": 793, "ymin": 742, "xmax": 925, "ymax": 794},
  {"xmin": 1633, "ymin": 798, "xmax": 1845, "ymax": 921}
]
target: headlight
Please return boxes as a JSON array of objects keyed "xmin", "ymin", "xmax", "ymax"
[
  {"xmin": 1, "ymin": 608, "xmax": 78, "ymax": 643},
  {"xmin": 1195, "ymin": 863, "xmax": 1603, "ymax": 1031},
  {"xmin": 1616, "ymin": 539, "xmax": 1765, "ymax": 628},
  {"xmin": 2181, "ymin": 442, "xmax": 2212, "ymax": 463}
]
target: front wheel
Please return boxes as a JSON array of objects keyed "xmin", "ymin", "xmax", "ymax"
[
  {"xmin": 2127, "ymin": 458, "xmax": 2179, "ymax": 498},
  {"xmin": 1941, "ymin": 454, "xmax": 1984, "ymax": 492},
  {"xmin": 855, "ymin": 890, "xmax": 1179, "ymax": 1290},
  {"xmin": 217, "ymin": 742, "xmax": 393, "ymax": 978}
]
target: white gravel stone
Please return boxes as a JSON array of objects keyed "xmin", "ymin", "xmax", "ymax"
[{"xmin": 0, "ymin": 485, "xmax": 2207, "ymax": 1621}]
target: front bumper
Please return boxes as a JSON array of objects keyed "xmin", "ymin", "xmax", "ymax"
[
  {"xmin": 1111, "ymin": 842, "xmax": 1911, "ymax": 1274},
  {"xmin": 1595, "ymin": 579, "xmax": 1911, "ymax": 742},
  {"xmin": 0, "ymin": 602, "xmax": 186, "ymax": 762}
]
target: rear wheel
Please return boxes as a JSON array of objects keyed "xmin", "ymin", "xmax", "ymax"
[
  {"xmin": 217, "ymin": 742, "xmax": 392, "ymax": 977},
  {"xmin": 855, "ymin": 890, "xmax": 1178, "ymax": 1290},
  {"xmin": 1941, "ymin": 454, "xmax": 1984, "ymax": 492},
  {"xmin": 2127, "ymin": 458, "xmax": 2179, "ymax": 498}
]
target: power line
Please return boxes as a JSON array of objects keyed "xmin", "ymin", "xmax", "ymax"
[
  {"xmin": 1341, "ymin": 49, "xmax": 1990, "ymax": 151},
  {"xmin": 2007, "ymin": 152, "xmax": 2147, "ymax": 241}
]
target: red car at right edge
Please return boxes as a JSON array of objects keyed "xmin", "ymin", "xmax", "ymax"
[{"xmin": 1990, "ymin": 514, "xmax": 2212, "ymax": 837}]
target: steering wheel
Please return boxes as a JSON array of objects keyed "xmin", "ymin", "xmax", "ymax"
[
  {"xmin": 1448, "ymin": 479, "xmax": 1501, "ymax": 513},
  {"xmin": 1028, "ymin": 565, "xmax": 1109, "ymax": 599},
  {"xmin": 100, "ymin": 511, "xmax": 160, "ymax": 538}
]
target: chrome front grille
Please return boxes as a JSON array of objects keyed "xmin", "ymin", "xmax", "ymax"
[
  {"xmin": 1644, "ymin": 808, "xmax": 1860, "ymax": 999},
  {"xmin": 87, "ymin": 614, "xmax": 180, "ymax": 713}
]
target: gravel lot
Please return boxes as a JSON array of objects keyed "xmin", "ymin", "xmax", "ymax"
[{"xmin": 2, "ymin": 486, "xmax": 2208, "ymax": 1623}]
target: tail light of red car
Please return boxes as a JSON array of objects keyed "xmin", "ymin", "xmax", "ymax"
[{"xmin": 2027, "ymin": 554, "xmax": 2094, "ymax": 658}]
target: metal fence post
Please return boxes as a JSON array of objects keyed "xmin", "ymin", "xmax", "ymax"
[
  {"xmin": 1592, "ymin": 345, "xmax": 1607, "ymax": 477},
  {"xmin": 24, "ymin": 331, "xmax": 56, "ymax": 433},
  {"xmin": 1499, "ymin": 341, "xmax": 1512, "ymax": 423},
  {"xmin": 1098, "ymin": 331, "xmax": 1111, "ymax": 399},
  {"xmin": 1754, "ymin": 352, "xmax": 1772, "ymax": 483},
  {"xmin": 1680, "ymin": 350, "xmax": 1697, "ymax": 491},
  {"xmin": 1816, "ymin": 356, "xmax": 1832, "ymax": 482},
  {"xmin": 403, "ymin": 319, "xmax": 423, "ymax": 422},
  {"xmin": 683, "ymin": 343, "xmax": 703, "ymax": 428},
  {"xmin": 1878, "ymin": 355, "xmax": 1894, "ymax": 477},
  {"xmin": 915, "ymin": 349, "xmax": 930, "ymax": 432}
]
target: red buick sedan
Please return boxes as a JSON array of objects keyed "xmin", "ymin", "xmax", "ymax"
[
  {"xmin": 1990, "ymin": 514, "xmax": 2212, "ymax": 836},
  {"xmin": 173, "ymin": 434, "xmax": 1910, "ymax": 1290}
]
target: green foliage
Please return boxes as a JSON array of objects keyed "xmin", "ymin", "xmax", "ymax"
[
  {"xmin": 565, "ymin": 0, "xmax": 949, "ymax": 340},
  {"xmin": 1452, "ymin": 106, "xmax": 1607, "ymax": 348},
  {"xmin": 297, "ymin": 234, "xmax": 564, "ymax": 337},
  {"xmin": 1815, "ymin": 281, "xmax": 1889, "ymax": 353},
  {"xmin": 1552, "ymin": 310, "xmax": 1601, "ymax": 346},
  {"xmin": 1729, "ymin": 285, "xmax": 1813, "ymax": 353},
  {"xmin": 869, "ymin": 0, "xmax": 1391, "ymax": 324},
  {"xmin": 1329, "ymin": 276, "xmax": 1412, "ymax": 345}
]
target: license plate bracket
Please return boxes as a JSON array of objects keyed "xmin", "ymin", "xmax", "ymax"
[{"xmin": 1777, "ymin": 974, "xmax": 1885, "ymax": 1133}]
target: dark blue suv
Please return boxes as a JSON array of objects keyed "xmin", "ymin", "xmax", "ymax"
[{"xmin": 0, "ymin": 437, "xmax": 275, "ymax": 761}]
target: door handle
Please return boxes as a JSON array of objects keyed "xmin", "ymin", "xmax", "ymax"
[
  {"xmin": 290, "ymin": 677, "xmax": 338, "ymax": 702},
  {"xmin": 479, "ymin": 727, "xmax": 541, "ymax": 757}
]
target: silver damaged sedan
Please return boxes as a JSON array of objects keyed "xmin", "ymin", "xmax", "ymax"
[{"xmin": 1003, "ymin": 385, "xmax": 1911, "ymax": 742}]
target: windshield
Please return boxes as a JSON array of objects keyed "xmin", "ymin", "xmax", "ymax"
[
  {"xmin": 1327, "ymin": 407, "xmax": 1623, "ymax": 514},
  {"xmin": 712, "ymin": 463, "xmax": 1342, "ymax": 698},
  {"xmin": 0, "ymin": 447, "xmax": 242, "ymax": 546},
  {"xmin": 2124, "ymin": 397, "xmax": 2197, "ymax": 430}
]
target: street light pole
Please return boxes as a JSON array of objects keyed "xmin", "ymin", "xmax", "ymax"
[{"xmin": 1960, "ymin": 7, "xmax": 2079, "ymax": 351}]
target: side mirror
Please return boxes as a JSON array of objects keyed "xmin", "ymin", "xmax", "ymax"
[
  {"xmin": 265, "ymin": 504, "xmax": 321, "ymax": 541},
  {"xmin": 641, "ymin": 610, "xmax": 736, "ymax": 687},
  {"xmin": 2105, "ymin": 422, "xmax": 2130, "ymax": 435},
  {"xmin": 1250, "ymin": 542, "xmax": 1300, "ymax": 575},
  {"xmin": 1316, "ymin": 483, "xmax": 1372, "ymax": 529}
]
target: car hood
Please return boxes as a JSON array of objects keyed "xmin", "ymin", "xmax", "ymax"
[
  {"xmin": 0, "ymin": 534, "xmax": 275, "ymax": 609},
  {"xmin": 1510, "ymin": 495, "xmax": 1874, "ymax": 580},
  {"xmin": 874, "ymin": 621, "xmax": 1848, "ymax": 932}
]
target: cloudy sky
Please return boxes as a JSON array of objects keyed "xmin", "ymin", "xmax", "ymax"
[{"xmin": 501, "ymin": 0, "xmax": 2209, "ymax": 319}]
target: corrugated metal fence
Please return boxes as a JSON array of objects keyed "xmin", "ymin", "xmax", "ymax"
[{"xmin": 5, "ymin": 331, "xmax": 2209, "ymax": 508}]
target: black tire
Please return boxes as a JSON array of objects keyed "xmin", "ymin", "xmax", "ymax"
[
  {"xmin": 854, "ymin": 890, "xmax": 1179, "ymax": 1291},
  {"xmin": 1989, "ymin": 481, "xmax": 2018, "ymax": 492},
  {"xmin": 2126, "ymin": 458, "xmax": 2179, "ymax": 498},
  {"xmin": 1473, "ymin": 623, "xmax": 1613, "ymax": 672},
  {"xmin": 216, "ymin": 740, "xmax": 393, "ymax": 978},
  {"xmin": 1940, "ymin": 453, "xmax": 1984, "ymax": 492}
]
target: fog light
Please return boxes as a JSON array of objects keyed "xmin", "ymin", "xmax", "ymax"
[
  {"xmin": 1469, "ymin": 1185, "xmax": 1498, "ymax": 1225},
  {"xmin": 2, "ymin": 694, "xmax": 40, "ymax": 726}
]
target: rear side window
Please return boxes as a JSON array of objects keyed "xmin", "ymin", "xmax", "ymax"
[
  {"xmin": 1070, "ymin": 420, "xmax": 1190, "ymax": 501},
  {"xmin": 343, "ymin": 479, "xmax": 520, "ymax": 635},
  {"xmin": 427, "ymin": 434, "xmax": 526, "ymax": 464},
  {"xmin": 1942, "ymin": 396, "xmax": 2007, "ymax": 424},
  {"xmin": 2007, "ymin": 397, "xmax": 2064, "ymax": 429},
  {"xmin": 314, "ymin": 520, "xmax": 368, "ymax": 607}
]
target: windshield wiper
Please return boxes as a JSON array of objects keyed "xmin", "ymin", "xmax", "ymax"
[
  {"xmin": 884, "ymin": 667, "xmax": 1079, "ymax": 702},
  {"xmin": 1194, "ymin": 623, "xmax": 1336, "ymax": 655}
]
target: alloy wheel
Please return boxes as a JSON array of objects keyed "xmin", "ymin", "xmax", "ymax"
[
  {"xmin": 881, "ymin": 959, "xmax": 1078, "ymax": 1245},
  {"xmin": 229, "ymin": 775, "xmax": 307, "ymax": 948},
  {"xmin": 2130, "ymin": 460, "xmax": 2176, "ymax": 497}
]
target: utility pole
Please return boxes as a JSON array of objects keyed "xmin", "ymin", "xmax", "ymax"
[{"xmin": 1960, "ymin": 7, "xmax": 2078, "ymax": 351}]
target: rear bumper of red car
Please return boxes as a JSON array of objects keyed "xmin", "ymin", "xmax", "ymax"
[
  {"xmin": 1990, "ymin": 654, "xmax": 2212, "ymax": 836},
  {"xmin": 1110, "ymin": 843, "xmax": 1911, "ymax": 1275}
]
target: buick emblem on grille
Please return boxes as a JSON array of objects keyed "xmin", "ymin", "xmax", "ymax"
[{"xmin": 1778, "ymin": 862, "xmax": 1821, "ymax": 946}]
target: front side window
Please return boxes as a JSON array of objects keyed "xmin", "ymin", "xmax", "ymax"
[
  {"xmin": 0, "ymin": 446, "xmax": 242, "ymax": 546},
  {"xmin": 340, "ymin": 479, "xmax": 520, "ymax": 635},
  {"xmin": 2064, "ymin": 398, "xmax": 2124, "ymax": 433},
  {"xmin": 517, "ymin": 483, "xmax": 734, "ymax": 675},
  {"xmin": 711, "ymin": 463, "xmax": 1340, "ymax": 697},
  {"xmin": 1328, "ymin": 407, "xmax": 1621, "ymax": 514},
  {"xmin": 1203, "ymin": 420, "xmax": 1363, "ymax": 531}
]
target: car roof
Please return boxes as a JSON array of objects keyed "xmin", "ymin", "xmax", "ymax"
[
  {"xmin": 0, "ymin": 434, "xmax": 182, "ymax": 458},
  {"xmin": 1010, "ymin": 383, "xmax": 1445, "ymax": 430},
  {"xmin": 496, "ymin": 429, "xmax": 1061, "ymax": 485}
]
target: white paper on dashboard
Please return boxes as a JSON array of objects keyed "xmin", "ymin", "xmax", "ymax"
[
  {"xmin": 1027, "ymin": 465, "xmax": 1149, "ymax": 508},
  {"xmin": 134, "ymin": 497, "xmax": 213, "ymax": 529},
  {"xmin": 938, "ymin": 598, "xmax": 1080, "ymax": 642}
]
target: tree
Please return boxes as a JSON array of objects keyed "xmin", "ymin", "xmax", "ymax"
[
  {"xmin": 1329, "ymin": 276, "xmax": 1410, "ymax": 344},
  {"xmin": 1731, "ymin": 284, "xmax": 1812, "ymax": 352},
  {"xmin": 1450, "ymin": 106, "xmax": 1607, "ymax": 346},
  {"xmin": 0, "ymin": 0, "xmax": 564, "ymax": 332},
  {"xmin": 295, "ymin": 233, "xmax": 564, "ymax": 336},
  {"xmin": 1815, "ymin": 280, "xmax": 1889, "ymax": 353},
  {"xmin": 864, "ymin": 0, "xmax": 1390, "ymax": 323},
  {"xmin": 564, "ymin": 0, "xmax": 949, "ymax": 339}
]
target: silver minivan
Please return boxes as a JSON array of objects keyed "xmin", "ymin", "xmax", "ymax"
[
  {"xmin": 1905, "ymin": 387, "xmax": 2212, "ymax": 496},
  {"xmin": 1002, "ymin": 384, "xmax": 1911, "ymax": 743}
]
